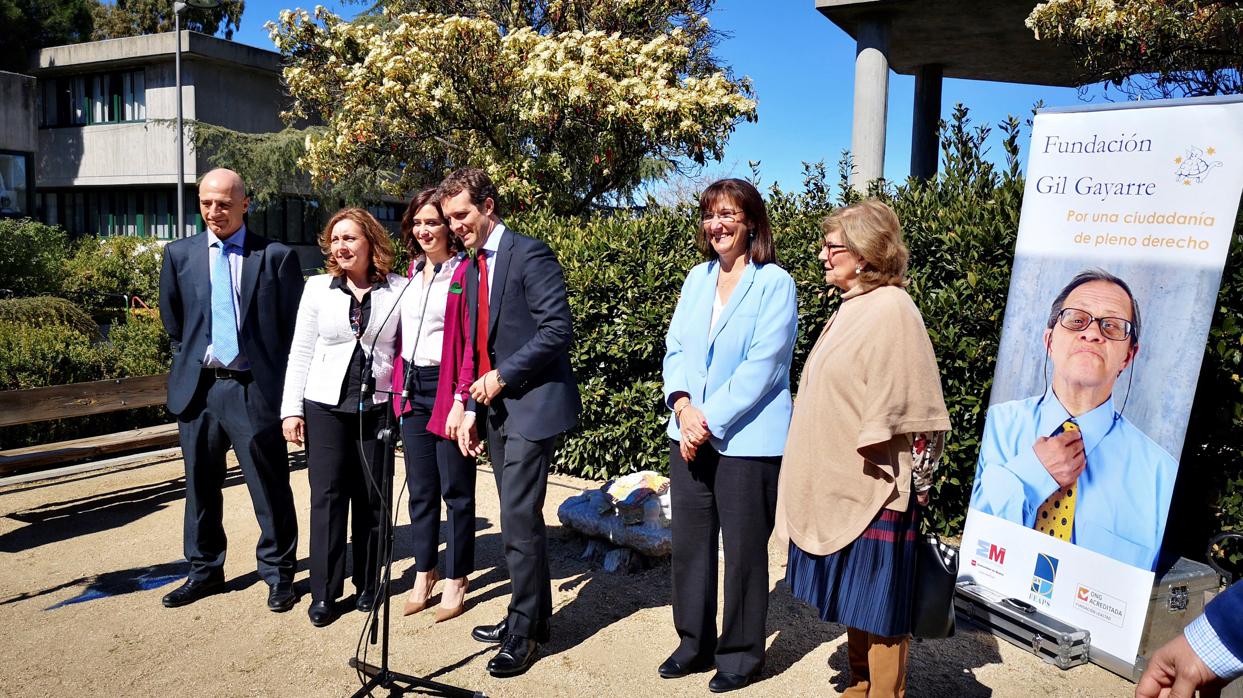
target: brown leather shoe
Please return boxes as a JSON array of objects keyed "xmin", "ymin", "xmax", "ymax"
[
  {"xmin": 402, "ymin": 569, "xmax": 440, "ymax": 616},
  {"xmin": 434, "ymin": 577, "xmax": 470, "ymax": 623}
]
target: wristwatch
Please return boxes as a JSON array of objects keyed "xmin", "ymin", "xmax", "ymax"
[{"xmin": 494, "ymin": 372, "xmax": 507, "ymax": 389}]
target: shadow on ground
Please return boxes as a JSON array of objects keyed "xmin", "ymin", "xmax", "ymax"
[{"xmin": 0, "ymin": 454, "xmax": 307, "ymax": 554}]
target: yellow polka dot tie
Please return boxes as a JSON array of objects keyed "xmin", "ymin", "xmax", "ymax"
[{"xmin": 1035, "ymin": 420, "xmax": 1079, "ymax": 541}]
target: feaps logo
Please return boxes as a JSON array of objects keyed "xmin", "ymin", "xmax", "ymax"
[{"xmin": 1030, "ymin": 553, "xmax": 1060, "ymax": 600}]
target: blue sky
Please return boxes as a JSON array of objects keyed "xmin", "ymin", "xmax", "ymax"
[{"xmin": 229, "ymin": 0, "xmax": 1092, "ymax": 193}]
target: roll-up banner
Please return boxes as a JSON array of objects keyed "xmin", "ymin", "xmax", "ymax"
[{"xmin": 960, "ymin": 95, "xmax": 1243, "ymax": 669}]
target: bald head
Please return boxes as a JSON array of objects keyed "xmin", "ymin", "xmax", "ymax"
[{"xmin": 198, "ymin": 168, "xmax": 249, "ymax": 239}]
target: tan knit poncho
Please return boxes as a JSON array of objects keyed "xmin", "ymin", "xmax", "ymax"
[{"xmin": 775, "ymin": 284, "xmax": 951, "ymax": 556}]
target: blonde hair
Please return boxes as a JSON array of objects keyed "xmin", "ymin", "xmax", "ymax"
[
  {"xmin": 820, "ymin": 199, "xmax": 908, "ymax": 291},
  {"xmin": 320, "ymin": 208, "xmax": 395, "ymax": 283}
]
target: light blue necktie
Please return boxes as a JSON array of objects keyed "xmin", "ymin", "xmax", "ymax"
[{"xmin": 211, "ymin": 241, "xmax": 239, "ymax": 366}]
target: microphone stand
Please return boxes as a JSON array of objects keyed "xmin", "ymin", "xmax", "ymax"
[
  {"xmin": 348, "ymin": 259, "xmax": 483, "ymax": 698},
  {"xmin": 347, "ymin": 388, "xmax": 484, "ymax": 698}
]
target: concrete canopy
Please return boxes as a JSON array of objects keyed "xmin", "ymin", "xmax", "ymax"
[{"xmin": 816, "ymin": 0, "xmax": 1084, "ymax": 87}]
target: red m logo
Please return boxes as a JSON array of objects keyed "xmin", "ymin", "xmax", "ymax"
[{"xmin": 989, "ymin": 545, "xmax": 1006, "ymax": 564}]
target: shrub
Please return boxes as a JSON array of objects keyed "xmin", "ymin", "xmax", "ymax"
[
  {"xmin": 527, "ymin": 207, "xmax": 701, "ymax": 479},
  {"xmin": 0, "ymin": 218, "xmax": 71, "ymax": 297},
  {"xmin": 0, "ymin": 295, "xmax": 101, "ymax": 339},
  {"xmin": 62, "ymin": 236, "xmax": 163, "ymax": 320},
  {"xmin": 0, "ymin": 319, "xmax": 115, "ymax": 392},
  {"xmin": 109, "ymin": 313, "xmax": 171, "ymax": 377}
]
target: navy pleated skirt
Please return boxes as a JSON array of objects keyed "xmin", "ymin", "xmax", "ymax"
[{"xmin": 785, "ymin": 507, "xmax": 919, "ymax": 637}]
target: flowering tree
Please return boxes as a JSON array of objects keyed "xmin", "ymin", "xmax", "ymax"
[
  {"xmin": 267, "ymin": 3, "xmax": 756, "ymax": 213},
  {"xmin": 1027, "ymin": 0, "xmax": 1243, "ymax": 98}
]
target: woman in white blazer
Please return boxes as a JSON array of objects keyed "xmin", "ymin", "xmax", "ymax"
[{"xmin": 281, "ymin": 208, "xmax": 408, "ymax": 627}]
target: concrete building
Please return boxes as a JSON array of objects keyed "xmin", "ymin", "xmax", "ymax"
[
  {"xmin": 25, "ymin": 31, "xmax": 397, "ymax": 243},
  {"xmin": 0, "ymin": 71, "xmax": 37, "ymax": 219},
  {"xmin": 817, "ymin": 0, "xmax": 1080, "ymax": 189}
]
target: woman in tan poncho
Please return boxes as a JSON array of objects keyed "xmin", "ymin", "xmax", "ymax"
[{"xmin": 776, "ymin": 200, "xmax": 950, "ymax": 698}]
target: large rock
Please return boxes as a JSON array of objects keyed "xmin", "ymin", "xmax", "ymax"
[{"xmin": 557, "ymin": 489, "xmax": 671, "ymax": 558}]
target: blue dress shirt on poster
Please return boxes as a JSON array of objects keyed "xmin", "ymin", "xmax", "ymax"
[{"xmin": 969, "ymin": 387, "xmax": 1179, "ymax": 571}]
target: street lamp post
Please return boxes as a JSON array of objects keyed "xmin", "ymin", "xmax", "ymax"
[{"xmin": 174, "ymin": 0, "xmax": 220, "ymax": 238}]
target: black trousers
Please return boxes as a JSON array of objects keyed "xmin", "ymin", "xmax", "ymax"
[
  {"xmin": 303, "ymin": 400, "xmax": 385, "ymax": 603},
  {"xmin": 178, "ymin": 372, "xmax": 298, "ymax": 586},
  {"xmin": 399, "ymin": 364, "xmax": 476, "ymax": 579},
  {"xmin": 668, "ymin": 441, "xmax": 780, "ymax": 676},
  {"xmin": 486, "ymin": 406, "xmax": 554, "ymax": 639}
]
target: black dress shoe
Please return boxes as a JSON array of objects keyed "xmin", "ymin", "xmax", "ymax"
[
  {"xmin": 472, "ymin": 618, "xmax": 550, "ymax": 644},
  {"xmin": 355, "ymin": 590, "xmax": 376, "ymax": 613},
  {"xmin": 707, "ymin": 665, "xmax": 763, "ymax": 693},
  {"xmin": 657, "ymin": 656, "xmax": 713, "ymax": 679},
  {"xmin": 267, "ymin": 582, "xmax": 296, "ymax": 613},
  {"xmin": 162, "ymin": 578, "xmax": 224, "ymax": 608},
  {"xmin": 486, "ymin": 634, "xmax": 539, "ymax": 677},
  {"xmin": 471, "ymin": 618, "xmax": 508, "ymax": 644},
  {"xmin": 308, "ymin": 600, "xmax": 337, "ymax": 627}
]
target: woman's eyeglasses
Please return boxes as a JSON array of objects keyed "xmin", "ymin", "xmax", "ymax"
[{"xmin": 701, "ymin": 210, "xmax": 741, "ymax": 223}]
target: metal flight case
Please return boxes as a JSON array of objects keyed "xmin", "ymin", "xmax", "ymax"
[{"xmin": 954, "ymin": 581, "xmax": 1091, "ymax": 670}]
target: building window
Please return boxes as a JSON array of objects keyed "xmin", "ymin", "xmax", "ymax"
[
  {"xmin": 40, "ymin": 70, "xmax": 146, "ymax": 127},
  {"xmin": 0, "ymin": 152, "xmax": 32, "ymax": 218}
]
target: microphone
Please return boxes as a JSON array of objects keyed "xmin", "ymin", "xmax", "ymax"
[
  {"xmin": 357, "ymin": 261, "xmax": 424, "ymax": 410},
  {"xmin": 400, "ymin": 261, "xmax": 443, "ymax": 414}
]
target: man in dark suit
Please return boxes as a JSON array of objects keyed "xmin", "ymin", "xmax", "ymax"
[
  {"xmin": 438, "ymin": 168, "xmax": 580, "ymax": 677},
  {"xmin": 158, "ymin": 168, "xmax": 304, "ymax": 612}
]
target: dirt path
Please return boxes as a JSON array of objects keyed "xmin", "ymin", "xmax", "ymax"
[{"xmin": 0, "ymin": 449, "xmax": 1134, "ymax": 697}]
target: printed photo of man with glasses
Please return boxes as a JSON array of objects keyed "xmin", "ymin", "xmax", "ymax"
[{"xmin": 969, "ymin": 269, "xmax": 1178, "ymax": 571}]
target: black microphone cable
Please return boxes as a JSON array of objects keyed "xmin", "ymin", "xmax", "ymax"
[
  {"xmin": 351, "ymin": 258, "xmax": 450, "ymax": 682},
  {"xmin": 348, "ymin": 261, "xmax": 418, "ymax": 682}
]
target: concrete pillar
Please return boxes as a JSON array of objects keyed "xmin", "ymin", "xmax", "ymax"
[
  {"xmin": 850, "ymin": 16, "xmax": 890, "ymax": 192},
  {"xmin": 910, "ymin": 64, "xmax": 943, "ymax": 181}
]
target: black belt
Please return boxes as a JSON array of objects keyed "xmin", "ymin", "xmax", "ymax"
[{"xmin": 205, "ymin": 367, "xmax": 252, "ymax": 382}]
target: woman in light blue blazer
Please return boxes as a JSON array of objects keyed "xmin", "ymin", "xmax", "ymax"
[{"xmin": 658, "ymin": 178, "xmax": 799, "ymax": 693}]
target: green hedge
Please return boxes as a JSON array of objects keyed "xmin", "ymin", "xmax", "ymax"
[
  {"xmin": 0, "ymin": 218, "xmax": 70, "ymax": 297},
  {"xmin": 62, "ymin": 236, "xmax": 163, "ymax": 320},
  {"xmin": 0, "ymin": 295, "xmax": 102, "ymax": 339}
]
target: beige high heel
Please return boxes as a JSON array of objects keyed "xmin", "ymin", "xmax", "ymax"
[
  {"xmin": 402, "ymin": 569, "xmax": 440, "ymax": 616},
  {"xmin": 433, "ymin": 576, "xmax": 470, "ymax": 623}
]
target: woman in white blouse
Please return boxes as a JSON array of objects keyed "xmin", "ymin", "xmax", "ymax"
[
  {"xmin": 280, "ymin": 208, "xmax": 407, "ymax": 628},
  {"xmin": 394, "ymin": 189, "xmax": 477, "ymax": 622}
]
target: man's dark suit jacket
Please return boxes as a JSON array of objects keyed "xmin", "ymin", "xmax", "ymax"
[
  {"xmin": 1206, "ymin": 580, "xmax": 1243, "ymax": 663},
  {"xmin": 465, "ymin": 227, "xmax": 580, "ymax": 441},
  {"xmin": 159, "ymin": 230, "xmax": 304, "ymax": 417}
]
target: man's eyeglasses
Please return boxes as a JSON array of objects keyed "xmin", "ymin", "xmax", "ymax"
[
  {"xmin": 701, "ymin": 210, "xmax": 741, "ymax": 223},
  {"xmin": 1056, "ymin": 307, "xmax": 1133, "ymax": 341}
]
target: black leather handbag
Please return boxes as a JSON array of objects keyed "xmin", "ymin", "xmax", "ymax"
[{"xmin": 911, "ymin": 533, "xmax": 958, "ymax": 639}]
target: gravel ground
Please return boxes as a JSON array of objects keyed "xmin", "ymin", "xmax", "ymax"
[{"xmin": 0, "ymin": 448, "xmax": 1136, "ymax": 697}]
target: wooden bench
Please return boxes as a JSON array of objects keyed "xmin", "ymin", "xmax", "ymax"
[{"xmin": 0, "ymin": 374, "xmax": 177, "ymax": 476}]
